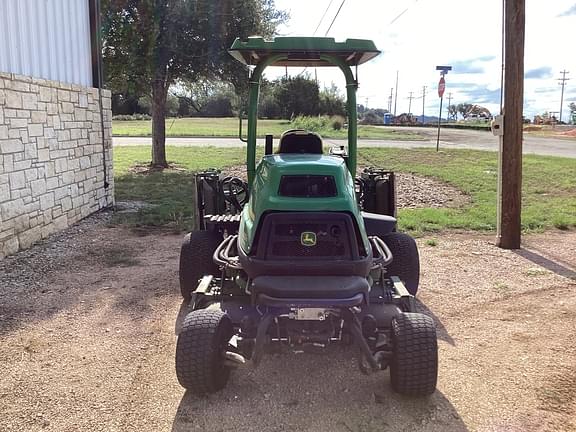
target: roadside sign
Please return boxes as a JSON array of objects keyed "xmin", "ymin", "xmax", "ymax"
[{"xmin": 438, "ymin": 76, "xmax": 445, "ymax": 98}]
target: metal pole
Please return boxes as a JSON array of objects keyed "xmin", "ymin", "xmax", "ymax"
[
  {"xmin": 558, "ymin": 70, "xmax": 570, "ymax": 123},
  {"xmin": 393, "ymin": 70, "xmax": 399, "ymax": 116},
  {"xmin": 436, "ymin": 96, "xmax": 443, "ymax": 151},
  {"xmin": 421, "ymin": 86, "xmax": 427, "ymax": 123}
]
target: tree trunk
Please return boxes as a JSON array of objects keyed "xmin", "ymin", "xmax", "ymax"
[{"xmin": 151, "ymin": 80, "xmax": 169, "ymax": 168}]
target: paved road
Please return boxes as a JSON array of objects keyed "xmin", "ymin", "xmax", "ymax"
[{"xmin": 113, "ymin": 126, "xmax": 576, "ymax": 158}]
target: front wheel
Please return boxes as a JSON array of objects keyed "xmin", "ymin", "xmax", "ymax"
[
  {"xmin": 175, "ymin": 309, "xmax": 233, "ymax": 394},
  {"xmin": 179, "ymin": 230, "xmax": 222, "ymax": 300},
  {"xmin": 382, "ymin": 232, "xmax": 420, "ymax": 295},
  {"xmin": 389, "ymin": 312, "xmax": 438, "ymax": 396}
]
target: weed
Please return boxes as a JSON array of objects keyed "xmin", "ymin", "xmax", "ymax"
[
  {"xmin": 494, "ymin": 282, "xmax": 510, "ymax": 291},
  {"xmin": 525, "ymin": 267, "xmax": 549, "ymax": 277},
  {"xmin": 426, "ymin": 239, "xmax": 438, "ymax": 246}
]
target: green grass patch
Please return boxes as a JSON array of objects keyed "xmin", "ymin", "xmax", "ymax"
[
  {"xmin": 113, "ymin": 146, "xmax": 576, "ymax": 234},
  {"xmin": 112, "ymin": 117, "xmax": 423, "ymax": 140},
  {"xmin": 113, "ymin": 146, "xmax": 245, "ymax": 230}
]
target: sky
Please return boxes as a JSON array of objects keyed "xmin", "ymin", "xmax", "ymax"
[{"xmin": 267, "ymin": 0, "xmax": 576, "ymax": 120}]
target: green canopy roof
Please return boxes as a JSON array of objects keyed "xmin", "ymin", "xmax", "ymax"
[{"xmin": 229, "ymin": 36, "xmax": 380, "ymax": 67}]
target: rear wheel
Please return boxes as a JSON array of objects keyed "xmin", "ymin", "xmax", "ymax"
[
  {"xmin": 175, "ymin": 309, "xmax": 233, "ymax": 394},
  {"xmin": 179, "ymin": 230, "xmax": 222, "ymax": 300},
  {"xmin": 382, "ymin": 232, "xmax": 420, "ymax": 295},
  {"xmin": 389, "ymin": 312, "xmax": 438, "ymax": 396}
]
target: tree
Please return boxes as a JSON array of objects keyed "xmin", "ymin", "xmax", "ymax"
[
  {"xmin": 456, "ymin": 103, "xmax": 474, "ymax": 119},
  {"xmin": 274, "ymin": 76, "xmax": 320, "ymax": 118},
  {"xmin": 359, "ymin": 110, "xmax": 384, "ymax": 125},
  {"xmin": 447, "ymin": 104, "xmax": 458, "ymax": 121},
  {"xmin": 569, "ymin": 102, "xmax": 576, "ymax": 124},
  {"xmin": 319, "ymin": 83, "xmax": 346, "ymax": 116},
  {"xmin": 102, "ymin": 0, "xmax": 286, "ymax": 168}
]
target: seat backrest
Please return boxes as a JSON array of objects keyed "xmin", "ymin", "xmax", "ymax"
[{"xmin": 278, "ymin": 129, "xmax": 323, "ymax": 154}]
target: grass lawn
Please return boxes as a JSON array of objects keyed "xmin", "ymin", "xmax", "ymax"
[
  {"xmin": 112, "ymin": 117, "xmax": 423, "ymax": 140},
  {"xmin": 113, "ymin": 146, "xmax": 576, "ymax": 234}
]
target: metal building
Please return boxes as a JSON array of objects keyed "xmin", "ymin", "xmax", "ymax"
[{"xmin": 0, "ymin": 0, "xmax": 96, "ymax": 87}]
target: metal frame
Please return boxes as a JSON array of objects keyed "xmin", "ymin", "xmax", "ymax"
[{"xmin": 245, "ymin": 54, "xmax": 359, "ymax": 184}]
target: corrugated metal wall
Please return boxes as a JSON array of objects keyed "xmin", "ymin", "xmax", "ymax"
[{"xmin": 0, "ymin": 0, "xmax": 93, "ymax": 87}]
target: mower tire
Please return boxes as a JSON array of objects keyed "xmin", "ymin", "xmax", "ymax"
[
  {"xmin": 390, "ymin": 312, "xmax": 438, "ymax": 396},
  {"xmin": 179, "ymin": 230, "xmax": 222, "ymax": 300},
  {"xmin": 175, "ymin": 309, "xmax": 233, "ymax": 394},
  {"xmin": 382, "ymin": 232, "xmax": 420, "ymax": 295}
]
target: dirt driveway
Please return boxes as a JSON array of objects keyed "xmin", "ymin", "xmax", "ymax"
[{"xmin": 1, "ymin": 214, "xmax": 575, "ymax": 432}]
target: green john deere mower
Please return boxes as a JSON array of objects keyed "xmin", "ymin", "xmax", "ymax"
[{"xmin": 176, "ymin": 37, "xmax": 438, "ymax": 396}]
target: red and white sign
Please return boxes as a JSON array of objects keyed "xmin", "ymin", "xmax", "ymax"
[{"xmin": 438, "ymin": 76, "xmax": 446, "ymax": 98}]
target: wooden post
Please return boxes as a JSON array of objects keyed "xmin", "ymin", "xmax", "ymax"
[{"xmin": 497, "ymin": 0, "xmax": 525, "ymax": 249}]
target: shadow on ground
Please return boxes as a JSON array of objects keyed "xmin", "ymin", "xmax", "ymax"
[
  {"xmin": 0, "ymin": 216, "xmax": 180, "ymax": 337},
  {"xmin": 172, "ymin": 296, "xmax": 462, "ymax": 431},
  {"xmin": 416, "ymin": 299, "xmax": 455, "ymax": 346},
  {"xmin": 514, "ymin": 248, "xmax": 576, "ymax": 280},
  {"xmin": 171, "ymin": 348, "xmax": 467, "ymax": 432}
]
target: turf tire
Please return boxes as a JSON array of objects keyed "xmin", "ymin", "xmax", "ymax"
[
  {"xmin": 382, "ymin": 232, "xmax": 420, "ymax": 295},
  {"xmin": 179, "ymin": 230, "xmax": 222, "ymax": 300},
  {"xmin": 390, "ymin": 312, "xmax": 438, "ymax": 396},
  {"xmin": 175, "ymin": 309, "xmax": 233, "ymax": 394}
]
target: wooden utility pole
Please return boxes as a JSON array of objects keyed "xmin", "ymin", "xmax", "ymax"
[
  {"xmin": 407, "ymin": 91, "xmax": 414, "ymax": 114},
  {"xmin": 558, "ymin": 70, "xmax": 570, "ymax": 123},
  {"xmin": 421, "ymin": 86, "xmax": 427, "ymax": 123},
  {"xmin": 497, "ymin": 0, "xmax": 525, "ymax": 249}
]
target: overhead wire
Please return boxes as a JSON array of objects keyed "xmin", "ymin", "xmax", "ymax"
[
  {"xmin": 389, "ymin": 0, "xmax": 420, "ymax": 26},
  {"xmin": 313, "ymin": 0, "xmax": 334, "ymax": 36},
  {"xmin": 297, "ymin": 0, "xmax": 342, "ymax": 77},
  {"xmin": 324, "ymin": 0, "xmax": 346, "ymax": 36}
]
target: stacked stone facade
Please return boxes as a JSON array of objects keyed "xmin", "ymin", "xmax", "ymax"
[{"xmin": 0, "ymin": 72, "xmax": 114, "ymax": 258}]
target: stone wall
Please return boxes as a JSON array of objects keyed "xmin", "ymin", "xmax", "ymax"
[{"xmin": 0, "ymin": 72, "xmax": 114, "ymax": 258}]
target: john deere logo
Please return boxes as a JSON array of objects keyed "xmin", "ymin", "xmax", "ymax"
[{"xmin": 301, "ymin": 231, "xmax": 317, "ymax": 247}]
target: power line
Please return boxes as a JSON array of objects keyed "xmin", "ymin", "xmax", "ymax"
[
  {"xmin": 558, "ymin": 70, "xmax": 570, "ymax": 123},
  {"xmin": 324, "ymin": 0, "xmax": 346, "ymax": 36},
  {"xmin": 389, "ymin": 0, "xmax": 420, "ymax": 25},
  {"xmin": 313, "ymin": 0, "xmax": 334, "ymax": 35},
  {"xmin": 297, "ymin": 0, "xmax": 338, "ymax": 77}
]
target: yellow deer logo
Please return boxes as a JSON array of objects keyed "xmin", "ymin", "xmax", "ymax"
[{"xmin": 300, "ymin": 231, "xmax": 317, "ymax": 247}]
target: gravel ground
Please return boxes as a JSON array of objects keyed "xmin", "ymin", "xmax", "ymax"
[{"xmin": 0, "ymin": 215, "xmax": 575, "ymax": 432}]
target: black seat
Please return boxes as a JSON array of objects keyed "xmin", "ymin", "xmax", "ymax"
[{"xmin": 278, "ymin": 129, "xmax": 323, "ymax": 154}]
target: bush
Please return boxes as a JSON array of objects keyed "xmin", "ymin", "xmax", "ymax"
[
  {"xmin": 202, "ymin": 95, "xmax": 234, "ymax": 117},
  {"xmin": 112, "ymin": 114, "xmax": 152, "ymax": 121},
  {"xmin": 359, "ymin": 111, "xmax": 383, "ymax": 125},
  {"xmin": 259, "ymin": 95, "xmax": 282, "ymax": 119},
  {"xmin": 331, "ymin": 115, "xmax": 345, "ymax": 130},
  {"xmin": 290, "ymin": 115, "xmax": 331, "ymax": 132}
]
